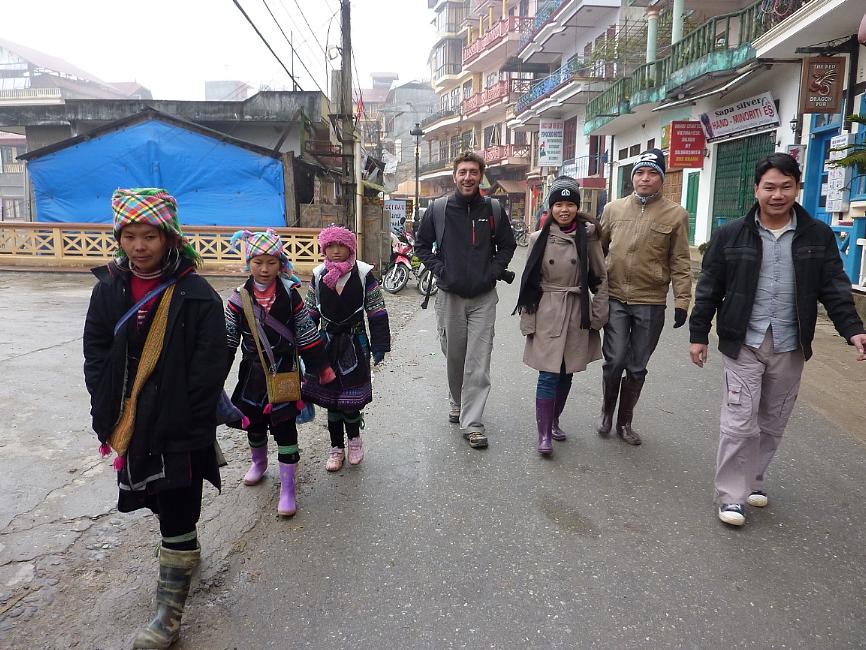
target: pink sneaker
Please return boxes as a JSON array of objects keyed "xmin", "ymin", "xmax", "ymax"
[
  {"xmin": 347, "ymin": 436, "xmax": 364, "ymax": 465},
  {"xmin": 325, "ymin": 447, "xmax": 345, "ymax": 472}
]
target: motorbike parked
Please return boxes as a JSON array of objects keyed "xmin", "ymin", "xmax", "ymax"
[
  {"xmin": 512, "ymin": 218, "xmax": 528, "ymax": 247},
  {"xmin": 382, "ymin": 231, "xmax": 438, "ymax": 296}
]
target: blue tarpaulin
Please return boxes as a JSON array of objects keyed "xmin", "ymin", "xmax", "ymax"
[{"xmin": 27, "ymin": 118, "xmax": 286, "ymax": 227}]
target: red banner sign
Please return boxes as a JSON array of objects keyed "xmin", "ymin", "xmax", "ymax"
[{"xmin": 668, "ymin": 121, "xmax": 706, "ymax": 169}]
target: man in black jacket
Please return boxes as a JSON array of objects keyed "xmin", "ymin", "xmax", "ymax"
[
  {"xmin": 689, "ymin": 153, "xmax": 866, "ymax": 527},
  {"xmin": 415, "ymin": 151, "xmax": 516, "ymax": 448}
]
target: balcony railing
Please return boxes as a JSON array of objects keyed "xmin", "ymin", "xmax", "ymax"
[
  {"xmin": 483, "ymin": 144, "xmax": 531, "ymax": 164},
  {"xmin": 585, "ymin": 0, "xmax": 815, "ymax": 126},
  {"xmin": 0, "ymin": 88, "xmax": 62, "ymax": 102},
  {"xmin": 2, "ymin": 163, "xmax": 24, "ymax": 174},
  {"xmin": 519, "ymin": 0, "xmax": 566, "ymax": 49},
  {"xmin": 420, "ymin": 158, "xmax": 453, "ymax": 175},
  {"xmin": 515, "ymin": 56, "xmax": 602, "ymax": 115},
  {"xmin": 421, "ymin": 108, "xmax": 457, "ymax": 128},
  {"xmin": 463, "ymin": 16, "xmax": 534, "ymax": 65},
  {"xmin": 561, "ymin": 154, "xmax": 606, "ymax": 179}
]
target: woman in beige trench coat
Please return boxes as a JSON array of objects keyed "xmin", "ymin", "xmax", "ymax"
[{"xmin": 515, "ymin": 177, "xmax": 609, "ymax": 456}]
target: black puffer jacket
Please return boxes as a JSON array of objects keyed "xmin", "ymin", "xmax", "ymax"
[
  {"xmin": 689, "ymin": 203, "xmax": 865, "ymax": 360},
  {"xmin": 415, "ymin": 190, "xmax": 516, "ymax": 298},
  {"xmin": 83, "ymin": 261, "xmax": 227, "ymax": 452}
]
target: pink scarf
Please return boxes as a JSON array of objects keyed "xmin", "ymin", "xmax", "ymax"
[{"xmin": 321, "ymin": 256, "xmax": 355, "ymax": 289}]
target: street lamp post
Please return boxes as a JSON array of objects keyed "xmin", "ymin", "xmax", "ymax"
[{"xmin": 410, "ymin": 122, "xmax": 424, "ymax": 227}]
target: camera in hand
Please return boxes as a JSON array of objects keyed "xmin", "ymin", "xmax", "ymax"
[{"xmin": 500, "ymin": 269, "xmax": 515, "ymax": 284}]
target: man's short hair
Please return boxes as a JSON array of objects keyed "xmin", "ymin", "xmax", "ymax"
[
  {"xmin": 754, "ymin": 153, "xmax": 801, "ymax": 185},
  {"xmin": 452, "ymin": 151, "xmax": 486, "ymax": 177}
]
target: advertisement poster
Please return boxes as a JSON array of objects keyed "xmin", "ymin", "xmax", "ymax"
[
  {"xmin": 384, "ymin": 199, "xmax": 407, "ymax": 235},
  {"xmin": 699, "ymin": 92, "xmax": 779, "ymax": 141},
  {"xmin": 827, "ymin": 134, "xmax": 853, "ymax": 213},
  {"xmin": 538, "ymin": 119, "xmax": 564, "ymax": 167},
  {"xmin": 668, "ymin": 121, "xmax": 706, "ymax": 169}
]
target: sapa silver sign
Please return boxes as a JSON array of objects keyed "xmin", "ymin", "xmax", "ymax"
[{"xmin": 699, "ymin": 92, "xmax": 779, "ymax": 142}]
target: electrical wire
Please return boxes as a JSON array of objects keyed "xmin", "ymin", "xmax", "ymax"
[
  {"xmin": 232, "ymin": 0, "xmax": 302, "ymax": 90},
  {"xmin": 286, "ymin": 0, "xmax": 329, "ymax": 58},
  {"xmin": 260, "ymin": 0, "xmax": 327, "ymax": 96}
]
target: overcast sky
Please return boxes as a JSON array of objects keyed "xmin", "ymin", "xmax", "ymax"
[{"xmin": 3, "ymin": 0, "xmax": 436, "ymax": 100}]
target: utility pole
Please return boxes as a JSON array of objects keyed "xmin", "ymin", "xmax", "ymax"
[{"xmin": 340, "ymin": 0, "xmax": 356, "ymax": 229}]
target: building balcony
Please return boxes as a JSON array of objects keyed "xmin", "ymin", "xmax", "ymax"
[
  {"xmin": 419, "ymin": 157, "xmax": 454, "ymax": 180},
  {"xmin": 483, "ymin": 144, "xmax": 531, "ymax": 166},
  {"xmin": 583, "ymin": 0, "xmax": 822, "ymax": 134},
  {"xmin": 518, "ymin": 0, "xmax": 620, "ymax": 64},
  {"xmin": 463, "ymin": 16, "xmax": 534, "ymax": 71},
  {"xmin": 515, "ymin": 57, "xmax": 607, "ymax": 116},
  {"xmin": 2, "ymin": 163, "xmax": 25, "ymax": 174},
  {"xmin": 420, "ymin": 108, "xmax": 463, "ymax": 139},
  {"xmin": 462, "ymin": 79, "xmax": 530, "ymax": 118},
  {"xmin": 560, "ymin": 155, "xmax": 606, "ymax": 187}
]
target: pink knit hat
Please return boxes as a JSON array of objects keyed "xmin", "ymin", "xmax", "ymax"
[{"xmin": 318, "ymin": 225, "xmax": 356, "ymax": 254}]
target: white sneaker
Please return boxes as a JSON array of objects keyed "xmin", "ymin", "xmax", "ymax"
[
  {"xmin": 718, "ymin": 503, "xmax": 746, "ymax": 526},
  {"xmin": 747, "ymin": 491, "xmax": 768, "ymax": 507}
]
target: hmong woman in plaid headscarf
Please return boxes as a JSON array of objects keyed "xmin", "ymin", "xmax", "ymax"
[
  {"xmin": 224, "ymin": 228, "xmax": 334, "ymax": 517},
  {"xmin": 302, "ymin": 225, "xmax": 391, "ymax": 472},
  {"xmin": 82, "ymin": 188, "xmax": 227, "ymax": 649}
]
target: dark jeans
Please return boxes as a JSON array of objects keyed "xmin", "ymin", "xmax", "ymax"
[
  {"xmin": 602, "ymin": 300, "xmax": 665, "ymax": 384},
  {"xmin": 536, "ymin": 363, "xmax": 573, "ymax": 399}
]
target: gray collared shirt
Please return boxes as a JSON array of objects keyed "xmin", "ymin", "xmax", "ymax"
[{"xmin": 745, "ymin": 212, "xmax": 798, "ymax": 352}]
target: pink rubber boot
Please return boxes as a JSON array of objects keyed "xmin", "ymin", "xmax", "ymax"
[
  {"xmin": 243, "ymin": 445, "xmax": 268, "ymax": 485},
  {"xmin": 277, "ymin": 462, "xmax": 297, "ymax": 517}
]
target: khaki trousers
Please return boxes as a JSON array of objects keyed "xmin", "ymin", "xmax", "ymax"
[
  {"xmin": 715, "ymin": 330, "xmax": 805, "ymax": 504},
  {"xmin": 435, "ymin": 288, "xmax": 498, "ymax": 433}
]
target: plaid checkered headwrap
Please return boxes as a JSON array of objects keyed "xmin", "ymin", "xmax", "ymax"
[
  {"xmin": 111, "ymin": 188, "xmax": 200, "ymax": 264},
  {"xmin": 230, "ymin": 229, "xmax": 290, "ymax": 272}
]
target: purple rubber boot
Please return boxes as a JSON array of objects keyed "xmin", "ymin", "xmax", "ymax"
[
  {"xmin": 277, "ymin": 462, "xmax": 297, "ymax": 517},
  {"xmin": 552, "ymin": 383, "xmax": 572, "ymax": 441},
  {"xmin": 243, "ymin": 445, "xmax": 268, "ymax": 486},
  {"xmin": 536, "ymin": 397, "xmax": 555, "ymax": 456}
]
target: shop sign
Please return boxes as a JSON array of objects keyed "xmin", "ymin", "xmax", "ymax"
[
  {"xmin": 827, "ymin": 133, "xmax": 853, "ymax": 213},
  {"xmin": 538, "ymin": 119, "xmax": 564, "ymax": 166},
  {"xmin": 699, "ymin": 92, "xmax": 779, "ymax": 142},
  {"xmin": 668, "ymin": 121, "xmax": 706, "ymax": 169},
  {"xmin": 799, "ymin": 57, "xmax": 845, "ymax": 114},
  {"xmin": 384, "ymin": 199, "xmax": 408, "ymax": 234},
  {"xmin": 785, "ymin": 144, "xmax": 806, "ymax": 165}
]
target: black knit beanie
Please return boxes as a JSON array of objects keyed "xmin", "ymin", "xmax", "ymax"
[{"xmin": 548, "ymin": 176, "xmax": 581, "ymax": 209}]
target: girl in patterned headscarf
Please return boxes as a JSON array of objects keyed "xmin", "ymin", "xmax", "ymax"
[
  {"xmin": 303, "ymin": 225, "xmax": 391, "ymax": 472},
  {"xmin": 83, "ymin": 188, "xmax": 226, "ymax": 648},
  {"xmin": 224, "ymin": 229, "xmax": 335, "ymax": 517}
]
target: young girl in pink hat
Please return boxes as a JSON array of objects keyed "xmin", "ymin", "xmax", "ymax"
[
  {"xmin": 225, "ymin": 229, "xmax": 335, "ymax": 517},
  {"xmin": 303, "ymin": 225, "xmax": 391, "ymax": 471}
]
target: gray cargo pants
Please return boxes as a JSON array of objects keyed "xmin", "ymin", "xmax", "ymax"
[
  {"xmin": 715, "ymin": 330, "xmax": 805, "ymax": 505},
  {"xmin": 434, "ymin": 288, "xmax": 498, "ymax": 434}
]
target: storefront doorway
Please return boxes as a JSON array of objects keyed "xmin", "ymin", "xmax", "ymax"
[
  {"xmin": 803, "ymin": 113, "xmax": 843, "ymax": 225},
  {"xmin": 712, "ymin": 130, "xmax": 776, "ymax": 232}
]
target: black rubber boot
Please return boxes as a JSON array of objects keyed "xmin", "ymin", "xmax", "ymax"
[{"xmin": 615, "ymin": 377, "xmax": 644, "ymax": 446}]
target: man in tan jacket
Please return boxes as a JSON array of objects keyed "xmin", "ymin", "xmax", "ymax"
[{"xmin": 598, "ymin": 148, "xmax": 692, "ymax": 445}]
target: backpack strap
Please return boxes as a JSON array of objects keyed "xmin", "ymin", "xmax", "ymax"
[
  {"xmin": 486, "ymin": 197, "xmax": 503, "ymax": 248},
  {"xmin": 431, "ymin": 196, "xmax": 449, "ymax": 246}
]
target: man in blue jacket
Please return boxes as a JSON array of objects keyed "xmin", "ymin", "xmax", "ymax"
[
  {"xmin": 415, "ymin": 151, "xmax": 516, "ymax": 449},
  {"xmin": 689, "ymin": 153, "xmax": 866, "ymax": 527}
]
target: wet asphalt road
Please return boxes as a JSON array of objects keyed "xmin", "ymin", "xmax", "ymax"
[{"xmin": 189, "ymin": 248, "xmax": 866, "ymax": 649}]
